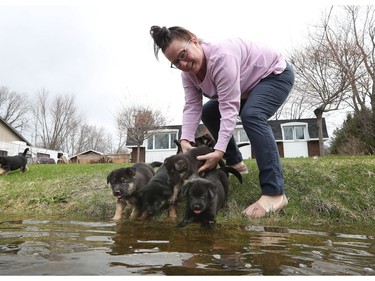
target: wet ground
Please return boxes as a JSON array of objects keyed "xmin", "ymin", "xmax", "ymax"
[{"xmin": 0, "ymin": 218, "xmax": 374, "ymax": 275}]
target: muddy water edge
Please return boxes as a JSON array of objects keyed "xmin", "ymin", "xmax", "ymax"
[{"xmin": 0, "ymin": 216, "xmax": 374, "ymax": 276}]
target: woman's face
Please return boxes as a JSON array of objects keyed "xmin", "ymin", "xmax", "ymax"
[{"xmin": 163, "ymin": 38, "xmax": 204, "ymax": 74}]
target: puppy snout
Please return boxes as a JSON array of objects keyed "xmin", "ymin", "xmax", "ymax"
[
  {"xmin": 193, "ymin": 204, "xmax": 203, "ymax": 214},
  {"xmin": 146, "ymin": 209, "xmax": 156, "ymax": 216},
  {"xmin": 113, "ymin": 190, "xmax": 122, "ymax": 199}
]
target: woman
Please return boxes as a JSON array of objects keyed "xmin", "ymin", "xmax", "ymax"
[{"xmin": 150, "ymin": 25, "xmax": 295, "ymax": 218}]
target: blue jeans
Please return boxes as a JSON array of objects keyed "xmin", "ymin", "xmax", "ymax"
[{"xmin": 201, "ymin": 64, "xmax": 295, "ymax": 195}]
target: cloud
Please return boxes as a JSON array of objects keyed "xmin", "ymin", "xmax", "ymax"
[{"xmin": 0, "ymin": 0, "xmax": 341, "ymax": 138}]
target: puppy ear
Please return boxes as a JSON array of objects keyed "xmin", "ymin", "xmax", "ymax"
[
  {"xmin": 182, "ymin": 182, "xmax": 191, "ymax": 196},
  {"xmin": 126, "ymin": 167, "xmax": 137, "ymax": 177},
  {"xmin": 107, "ymin": 171, "xmax": 114, "ymax": 184}
]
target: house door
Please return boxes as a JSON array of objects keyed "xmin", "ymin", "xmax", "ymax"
[
  {"xmin": 283, "ymin": 141, "xmax": 308, "ymax": 158},
  {"xmin": 282, "ymin": 124, "xmax": 309, "ymax": 158}
]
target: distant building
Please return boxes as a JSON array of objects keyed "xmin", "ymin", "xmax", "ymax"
[
  {"xmin": 0, "ymin": 117, "xmax": 64, "ymax": 163},
  {"xmin": 69, "ymin": 149, "xmax": 130, "ymax": 164},
  {"xmin": 126, "ymin": 118, "xmax": 329, "ymax": 163}
]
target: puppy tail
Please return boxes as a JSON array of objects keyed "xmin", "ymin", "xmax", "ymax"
[
  {"xmin": 222, "ymin": 166, "xmax": 243, "ymax": 184},
  {"xmin": 174, "ymin": 139, "xmax": 182, "ymax": 154},
  {"xmin": 237, "ymin": 142, "xmax": 250, "ymax": 148},
  {"xmin": 23, "ymin": 148, "xmax": 30, "ymax": 156},
  {"xmin": 149, "ymin": 161, "xmax": 163, "ymax": 168}
]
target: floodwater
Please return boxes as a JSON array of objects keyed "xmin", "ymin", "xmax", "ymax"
[{"xmin": 0, "ymin": 218, "xmax": 374, "ymax": 276}]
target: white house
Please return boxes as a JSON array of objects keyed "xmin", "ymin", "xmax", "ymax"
[{"xmin": 126, "ymin": 118, "xmax": 329, "ymax": 163}]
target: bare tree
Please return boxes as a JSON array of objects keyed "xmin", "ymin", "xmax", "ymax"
[
  {"xmin": 71, "ymin": 123, "xmax": 112, "ymax": 155},
  {"xmin": 275, "ymin": 89, "xmax": 314, "ymax": 120},
  {"xmin": 289, "ymin": 39, "xmax": 352, "ymax": 155},
  {"xmin": 0, "ymin": 86, "xmax": 30, "ymax": 133},
  {"xmin": 116, "ymin": 104, "xmax": 166, "ymax": 162},
  {"xmin": 32, "ymin": 89, "xmax": 82, "ymax": 151},
  {"xmin": 319, "ymin": 6, "xmax": 375, "ymax": 154},
  {"xmin": 114, "ymin": 125, "xmax": 127, "ymax": 154},
  {"xmin": 288, "ymin": 6, "xmax": 375, "ymax": 156},
  {"xmin": 321, "ymin": 6, "xmax": 374, "ymax": 113}
]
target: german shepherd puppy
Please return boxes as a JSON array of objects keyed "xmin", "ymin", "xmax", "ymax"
[
  {"xmin": 174, "ymin": 133, "xmax": 216, "ymax": 154},
  {"xmin": 163, "ymin": 145, "xmax": 219, "ymax": 205},
  {"xmin": 177, "ymin": 166, "xmax": 242, "ymax": 229},
  {"xmin": 0, "ymin": 148, "xmax": 29, "ymax": 175},
  {"xmin": 107, "ymin": 162, "xmax": 155, "ymax": 221},
  {"xmin": 134, "ymin": 164, "xmax": 177, "ymax": 219}
]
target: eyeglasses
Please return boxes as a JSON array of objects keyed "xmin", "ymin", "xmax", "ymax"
[{"xmin": 170, "ymin": 39, "xmax": 192, "ymax": 69}]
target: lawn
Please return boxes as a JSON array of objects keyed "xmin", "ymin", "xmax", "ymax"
[{"xmin": 1, "ymin": 156, "xmax": 374, "ymax": 227}]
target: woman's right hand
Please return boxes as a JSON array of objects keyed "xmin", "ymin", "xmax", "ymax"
[{"xmin": 180, "ymin": 139, "xmax": 193, "ymax": 153}]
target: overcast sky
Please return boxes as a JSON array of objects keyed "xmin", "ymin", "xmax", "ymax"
[{"xmin": 0, "ymin": 0, "xmax": 364, "ymax": 140}]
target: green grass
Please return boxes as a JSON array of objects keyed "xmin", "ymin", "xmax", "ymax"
[{"xmin": 0, "ymin": 156, "xmax": 374, "ymax": 227}]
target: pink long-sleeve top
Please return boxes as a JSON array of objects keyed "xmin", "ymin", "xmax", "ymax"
[{"xmin": 180, "ymin": 37, "xmax": 286, "ymax": 153}]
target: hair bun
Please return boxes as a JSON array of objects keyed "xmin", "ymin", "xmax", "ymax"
[{"xmin": 150, "ymin": 25, "xmax": 170, "ymax": 48}]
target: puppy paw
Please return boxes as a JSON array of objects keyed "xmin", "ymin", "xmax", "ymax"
[
  {"xmin": 201, "ymin": 220, "xmax": 216, "ymax": 229},
  {"xmin": 112, "ymin": 216, "xmax": 122, "ymax": 223},
  {"xmin": 168, "ymin": 206, "xmax": 177, "ymax": 220},
  {"xmin": 176, "ymin": 220, "xmax": 190, "ymax": 228}
]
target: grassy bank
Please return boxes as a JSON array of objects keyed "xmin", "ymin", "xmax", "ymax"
[{"xmin": 0, "ymin": 156, "xmax": 374, "ymax": 227}]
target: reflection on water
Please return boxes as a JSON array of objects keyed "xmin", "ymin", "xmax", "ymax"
[{"xmin": 0, "ymin": 218, "xmax": 374, "ymax": 275}]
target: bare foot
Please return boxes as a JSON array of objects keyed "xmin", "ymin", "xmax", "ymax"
[{"xmin": 242, "ymin": 194, "xmax": 288, "ymax": 218}]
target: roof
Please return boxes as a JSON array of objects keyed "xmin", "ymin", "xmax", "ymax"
[
  {"xmin": 69, "ymin": 149, "xmax": 105, "ymax": 159},
  {"xmin": 268, "ymin": 118, "xmax": 329, "ymax": 140},
  {"xmin": 0, "ymin": 117, "xmax": 32, "ymax": 146},
  {"xmin": 126, "ymin": 118, "xmax": 329, "ymax": 146}
]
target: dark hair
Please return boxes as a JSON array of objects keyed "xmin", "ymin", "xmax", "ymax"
[{"xmin": 150, "ymin": 25, "xmax": 196, "ymax": 59}]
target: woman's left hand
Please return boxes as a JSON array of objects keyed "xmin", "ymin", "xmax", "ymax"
[{"xmin": 196, "ymin": 150, "xmax": 224, "ymax": 173}]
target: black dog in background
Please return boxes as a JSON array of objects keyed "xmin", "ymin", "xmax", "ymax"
[
  {"xmin": 177, "ymin": 166, "xmax": 242, "ymax": 229},
  {"xmin": 0, "ymin": 148, "xmax": 29, "ymax": 175}
]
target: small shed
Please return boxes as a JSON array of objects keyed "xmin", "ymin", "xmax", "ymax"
[
  {"xmin": 70, "ymin": 150, "xmax": 107, "ymax": 164},
  {"xmin": 70, "ymin": 150, "xmax": 130, "ymax": 164}
]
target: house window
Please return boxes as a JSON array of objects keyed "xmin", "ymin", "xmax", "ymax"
[
  {"xmin": 155, "ymin": 133, "xmax": 169, "ymax": 149},
  {"xmin": 0, "ymin": 150, "xmax": 8, "ymax": 157},
  {"xmin": 233, "ymin": 128, "xmax": 249, "ymax": 143},
  {"xmin": 147, "ymin": 131, "xmax": 178, "ymax": 150},
  {"xmin": 283, "ymin": 127, "xmax": 294, "ymax": 140},
  {"xmin": 282, "ymin": 125, "xmax": 307, "ymax": 141},
  {"xmin": 37, "ymin": 152, "xmax": 50, "ymax": 158},
  {"xmin": 295, "ymin": 126, "xmax": 305, "ymax": 140}
]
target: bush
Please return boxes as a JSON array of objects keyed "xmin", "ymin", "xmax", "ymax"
[{"xmin": 330, "ymin": 109, "xmax": 375, "ymax": 155}]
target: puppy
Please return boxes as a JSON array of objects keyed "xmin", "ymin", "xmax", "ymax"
[
  {"xmin": 174, "ymin": 133, "xmax": 216, "ymax": 154},
  {"xmin": 134, "ymin": 164, "xmax": 176, "ymax": 219},
  {"xmin": 177, "ymin": 166, "xmax": 242, "ymax": 229},
  {"xmin": 0, "ymin": 148, "xmax": 29, "ymax": 175},
  {"xmin": 194, "ymin": 133, "xmax": 217, "ymax": 148},
  {"xmin": 163, "ymin": 145, "xmax": 220, "ymax": 204},
  {"xmin": 107, "ymin": 162, "xmax": 155, "ymax": 221}
]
